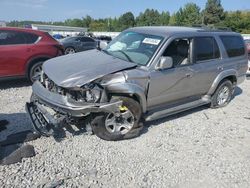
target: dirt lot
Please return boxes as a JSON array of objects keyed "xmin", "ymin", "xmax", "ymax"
[{"xmin": 0, "ymin": 78, "xmax": 250, "ymax": 188}]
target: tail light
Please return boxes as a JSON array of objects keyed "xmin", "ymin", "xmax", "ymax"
[{"xmin": 54, "ymin": 44, "xmax": 65, "ymax": 56}]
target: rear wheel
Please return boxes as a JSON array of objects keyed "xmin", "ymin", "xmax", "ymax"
[
  {"xmin": 91, "ymin": 96, "xmax": 143, "ymax": 141},
  {"xmin": 28, "ymin": 61, "xmax": 44, "ymax": 82},
  {"xmin": 210, "ymin": 80, "xmax": 233, "ymax": 108},
  {"xmin": 65, "ymin": 47, "xmax": 76, "ymax": 54}
]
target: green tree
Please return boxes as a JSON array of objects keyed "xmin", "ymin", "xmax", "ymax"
[
  {"xmin": 159, "ymin": 11, "xmax": 170, "ymax": 25},
  {"xmin": 82, "ymin": 15, "xmax": 92, "ymax": 28},
  {"xmin": 203, "ymin": 0, "xmax": 225, "ymax": 25},
  {"xmin": 118, "ymin": 12, "xmax": 135, "ymax": 31},
  {"xmin": 136, "ymin": 9, "xmax": 161, "ymax": 26},
  {"xmin": 64, "ymin": 18, "xmax": 83, "ymax": 27},
  {"xmin": 223, "ymin": 11, "xmax": 250, "ymax": 33},
  {"xmin": 171, "ymin": 3, "xmax": 201, "ymax": 26}
]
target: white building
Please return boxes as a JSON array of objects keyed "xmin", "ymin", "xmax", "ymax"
[
  {"xmin": 31, "ymin": 24, "xmax": 87, "ymax": 36},
  {"xmin": 0, "ymin": 21, "xmax": 6, "ymax": 27}
]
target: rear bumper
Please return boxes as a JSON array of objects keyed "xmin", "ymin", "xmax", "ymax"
[{"xmin": 29, "ymin": 81, "xmax": 122, "ymax": 117}]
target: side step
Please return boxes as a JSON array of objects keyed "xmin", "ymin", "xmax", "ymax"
[{"xmin": 145, "ymin": 97, "xmax": 211, "ymax": 121}]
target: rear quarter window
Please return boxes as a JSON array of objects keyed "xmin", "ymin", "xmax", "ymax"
[
  {"xmin": 23, "ymin": 33, "xmax": 39, "ymax": 44},
  {"xmin": 220, "ymin": 36, "xmax": 245, "ymax": 57}
]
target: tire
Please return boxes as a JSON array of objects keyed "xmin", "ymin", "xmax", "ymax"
[
  {"xmin": 28, "ymin": 61, "xmax": 44, "ymax": 83},
  {"xmin": 210, "ymin": 80, "xmax": 233, "ymax": 108},
  {"xmin": 91, "ymin": 96, "xmax": 143, "ymax": 141},
  {"xmin": 65, "ymin": 47, "xmax": 76, "ymax": 54}
]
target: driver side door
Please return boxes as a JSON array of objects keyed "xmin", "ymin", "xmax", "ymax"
[{"xmin": 147, "ymin": 37, "xmax": 197, "ymax": 109}]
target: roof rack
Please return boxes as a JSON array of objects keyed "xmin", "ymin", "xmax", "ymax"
[{"xmin": 192, "ymin": 24, "xmax": 232, "ymax": 32}]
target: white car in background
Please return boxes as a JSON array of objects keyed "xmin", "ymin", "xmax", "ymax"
[
  {"xmin": 247, "ymin": 57, "xmax": 250, "ymax": 75},
  {"xmin": 245, "ymin": 39, "xmax": 250, "ymax": 75}
]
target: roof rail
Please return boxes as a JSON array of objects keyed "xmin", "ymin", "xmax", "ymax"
[{"xmin": 192, "ymin": 24, "xmax": 232, "ymax": 32}]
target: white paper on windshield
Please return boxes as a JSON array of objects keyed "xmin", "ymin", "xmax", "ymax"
[{"xmin": 142, "ymin": 38, "xmax": 161, "ymax": 45}]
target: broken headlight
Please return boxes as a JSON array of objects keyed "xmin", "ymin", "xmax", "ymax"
[{"xmin": 79, "ymin": 83, "xmax": 102, "ymax": 103}]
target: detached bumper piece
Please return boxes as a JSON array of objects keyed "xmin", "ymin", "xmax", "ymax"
[
  {"xmin": 26, "ymin": 82, "xmax": 122, "ymax": 136},
  {"xmin": 26, "ymin": 102, "xmax": 56, "ymax": 136}
]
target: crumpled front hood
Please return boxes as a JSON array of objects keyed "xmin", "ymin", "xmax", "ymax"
[{"xmin": 43, "ymin": 49, "xmax": 136, "ymax": 88}]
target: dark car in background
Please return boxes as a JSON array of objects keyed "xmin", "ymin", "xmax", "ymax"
[
  {"xmin": 0, "ymin": 27, "xmax": 64, "ymax": 82},
  {"xmin": 95, "ymin": 35, "xmax": 112, "ymax": 49},
  {"xmin": 61, "ymin": 36, "xmax": 97, "ymax": 54}
]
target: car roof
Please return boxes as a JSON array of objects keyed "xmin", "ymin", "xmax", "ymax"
[
  {"xmin": 0, "ymin": 27, "xmax": 46, "ymax": 36},
  {"xmin": 127, "ymin": 26, "xmax": 238, "ymax": 38}
]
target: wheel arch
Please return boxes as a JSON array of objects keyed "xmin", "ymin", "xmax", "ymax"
[
  {"xmin": 25, "ymin": 56, "xmax": 51, "ymax": 78},
  {"xmin": 207, "ymin": 69, "xmax": 238, "ymax": 95},
  {"xmin": 106, "ymin": 83, "xmax": 147, "ymax": 113}
]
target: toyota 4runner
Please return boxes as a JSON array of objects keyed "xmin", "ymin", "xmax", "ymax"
[{"xmin": 26, "ymin": 26, "xmax": 248, "ymax": 141}]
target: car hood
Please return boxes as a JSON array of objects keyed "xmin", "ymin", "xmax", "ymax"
[{"xmin": 43, "ymin": 49, "xmax": 137, "ymax": 88}]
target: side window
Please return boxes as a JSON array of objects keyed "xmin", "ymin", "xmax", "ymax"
[
  {"xmin": 23, "ymin": 33, "xmax": 39, "ymax": 44},
  {"xmin": 81, "ymin": 37, "xmax": 95, "ymax": 42},
  {"xmin": 0, "ymin": 31, "xmax": 26, "ymax": 45},
  {"xmin": 194, "ymin": 37, "xmax": 220, "ymax": 62},
  {"xmin": 220, "ymin": 36, "xmax": 245, "ymax": 57},
  {"xmin": 163, "ymin": 38, "xmax": 191, "ymax": 67}
]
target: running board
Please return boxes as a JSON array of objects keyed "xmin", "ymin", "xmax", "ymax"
[{"xmin": 145, "ymin": 97, "xmax": 211, "ymax": 121}]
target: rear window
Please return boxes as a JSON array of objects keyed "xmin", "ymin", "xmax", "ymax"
[
  {"xmin": 194, "ymin": 37, "xmax": 220, "ymax": 62},
  {"xmin": 220, "ymin": 36, "xmax": 245, "ymax": 57},
  {"xmin": 80, "ymin": 37, "xmax": 95, "ymax": 42}
]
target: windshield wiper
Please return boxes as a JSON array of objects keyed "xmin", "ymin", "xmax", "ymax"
[
  {"xmin": 103, "ymin": 49, "xmax": 135, "ymax": 64},
  {"xmin": 115, "ymin": 50, "xmax": 135, "ymax": 63}
]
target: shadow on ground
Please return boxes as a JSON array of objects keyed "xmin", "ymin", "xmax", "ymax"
[
  {"xmin": 0, "ymin": 78, "xmax": 31, "ymax": 90},
  {"xmin": 0, "ymin": 119, "xmax": 39, "ymax": 165},
  {"xmin": 141, "ymin": 86, "xmax": 243, "ymax": 136}
]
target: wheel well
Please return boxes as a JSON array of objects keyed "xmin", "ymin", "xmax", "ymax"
[
  {"xmin": 223, "ymin": 75, "xmax": 237, "ymax": 86},
  {"xmin": 26, "ymin": 57, "xmax": 49, "ymax": 77},
  {"xmin": 65, "ymin": 46, "xmax": 75, "ymax": 50}
]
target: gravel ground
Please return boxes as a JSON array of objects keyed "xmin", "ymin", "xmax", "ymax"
[{"xmin": 0, "ymin": 78, "xmax": 250, "ymax": 188}]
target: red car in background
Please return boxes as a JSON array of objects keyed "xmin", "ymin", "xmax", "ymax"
[{"xmin": 0, "ymin": 27, "xmax": 64, "ymax": 82}]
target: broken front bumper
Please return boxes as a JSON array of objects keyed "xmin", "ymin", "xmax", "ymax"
[
  {"xmin": 27, "ymin": 81, "xmax": 122, "ymax": 117},
  {"xmin": 25, "ymin": 81, "xmax": 122, "ymax": 135}
]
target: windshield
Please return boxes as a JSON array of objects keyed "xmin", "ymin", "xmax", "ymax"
[{"xmin": 104, "ymin": 31, "xmax": 163, "ymax": 66}]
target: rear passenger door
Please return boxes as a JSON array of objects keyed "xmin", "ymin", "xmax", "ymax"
[
  {"xmin": 190, "ymin": 36, "xmax": 222, "ymax": 95},
  {"xmin": 0, "ymin": 30, "xmax": 29, "ymax": 77}
]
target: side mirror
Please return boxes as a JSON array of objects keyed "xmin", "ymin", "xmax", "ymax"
[{"xmin": 157, "ymin": 56, "xmax": 173, "ymax": 70}]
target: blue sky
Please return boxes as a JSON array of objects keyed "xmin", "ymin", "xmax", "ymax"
[{"xmin": 0, "ymin": 0, "xmax": 249, "ymax": 22}]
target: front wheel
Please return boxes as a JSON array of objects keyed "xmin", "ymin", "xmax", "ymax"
[
  {"xmin": 210, "ymin": 80, "xmax": 233, "ymax": 108},
  {"xmin": 91, "ymin": 96, "xmax": 143, "ymax": 141}
]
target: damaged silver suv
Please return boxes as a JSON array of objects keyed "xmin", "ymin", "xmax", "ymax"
[{"xmin": 26, "ymin": 26, "xmax": 248, "ymax": 141}]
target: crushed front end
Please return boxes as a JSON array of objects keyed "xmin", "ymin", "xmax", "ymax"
[{"xmin": 26, "ymin": 73, "xmax": 122, "ymax": 136}]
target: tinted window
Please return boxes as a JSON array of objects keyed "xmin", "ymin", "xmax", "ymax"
[
  {"xmin": 23, "ymin": 33, "xmax": 39, "ymax": 44},
  {"xmin": 0, "ymin": 31, "xmax": 26, "ymax": 45},
  {"xmin": 220, "ymin": 36, "xmax": 245, "ymax": 57},
  {"xmin": 194, "ymin": 37, "xmax": 220, "ymax": 62},
  {"xmin": 81, "ymin": 37, "xmax": 95, "ymax": 42}
]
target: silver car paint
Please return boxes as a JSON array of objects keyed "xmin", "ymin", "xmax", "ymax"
[
  {"xmin": 40, "ymin": 27, "xmax": 248, "ymax": 114},
  {"xmin": 43, "ymin": 49, "xmax": 136, "ymax": 88}
]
